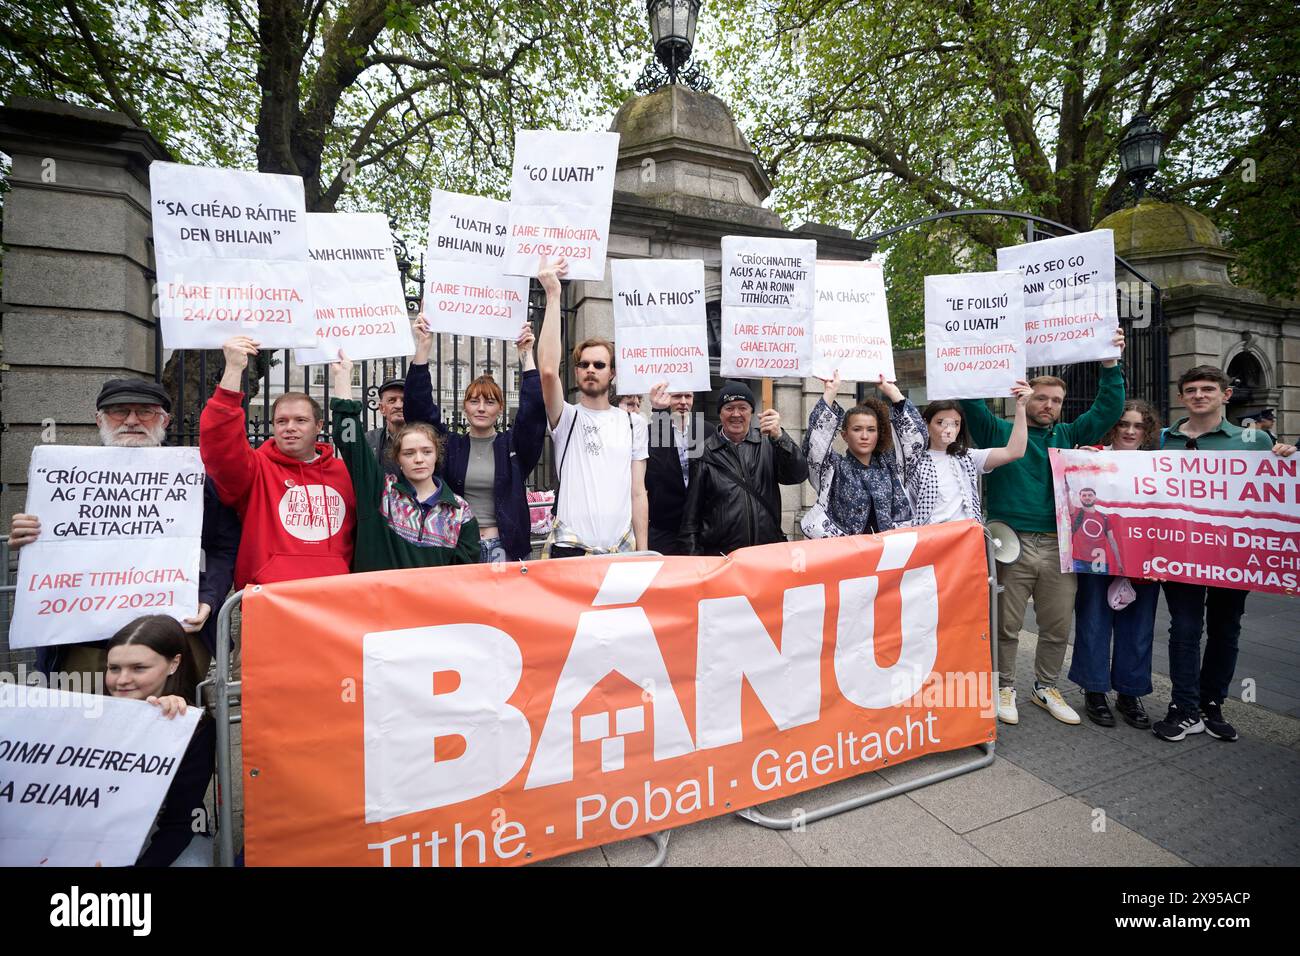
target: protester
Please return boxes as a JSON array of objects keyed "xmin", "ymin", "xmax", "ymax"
[
  {"xmin": 103, "ymin": 614, "xmax": 215, "ymax": 867},
  {"xmin": 201, "ymin": 336, "xmax": 355, "ymax": 588},
  {"xmin": 801, "ymin": 372, "xmax": 921, "ymax": 537},
  {"xmin": 328, "ymin": 351, "xmax": 479, "ymax": 570},
  {"xmin": 1068, "ymin": 399, "xmax": 1162, "ymax": 729},
  {"xmin": 9, "ymin": 379, "xmax": 239, "ymax": 680},
  {"xmin": 616, "ymin": 393, "xmax": 643, "ymax": 415},
  {"xmin": 367, "ymin": 377, "xmax": 407, "ymax": 476},
  {"xmin": 906, "ymin": 382, "xmax": 1033, "ymax": 526},
  {"xmin": 537, "ymin": 256, "xmax": 649, "ymax": 558},
  {"xmin": 645, "ymin": 383, "xmax": 697, "ymax": 555},
  {"xmin": 1153, "ymin": 366, "xmax": 1297, "ymax": 742},
  {"xmin": 961, "ymin": 328, "xmax": 1126, "ymax": 726},
  {"xmin": 680, "ymin": 380, "xmax": 808, "ymax": 554},
  {"xmin": 402, "ymin": 318, "xmax": 544, "ymax": 563}
]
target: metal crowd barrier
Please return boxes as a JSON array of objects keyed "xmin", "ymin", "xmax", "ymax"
[
  {"xmin": 199, "ymin": 590, "xmax": 243, "ymax": 867},
  {"xmin": 733, "ymin": 529, "xmax": 1001, "ymax": 830}
]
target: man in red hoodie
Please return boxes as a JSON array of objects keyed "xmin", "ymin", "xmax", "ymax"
[{"xmin": 200, "ymin": 335, "xmax": 356, "ymax": 589}]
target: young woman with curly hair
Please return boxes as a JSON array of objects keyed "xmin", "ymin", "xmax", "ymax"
[{"xmin": 801, "ymin": 372, "xmax": 925, "ymax": 537}]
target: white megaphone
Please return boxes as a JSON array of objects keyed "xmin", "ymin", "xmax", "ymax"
[{"xmin": 985, "ymin": 521, "xmax": 1021, "ymax": 564}]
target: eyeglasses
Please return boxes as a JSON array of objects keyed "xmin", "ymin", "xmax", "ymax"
[
  {"xmin": 576, "ymin": 360, "xmax": 608, "ymax": 370},
  {"xmin": 102, "ymin": 405, "xmax": 162, "ymax": 422}
]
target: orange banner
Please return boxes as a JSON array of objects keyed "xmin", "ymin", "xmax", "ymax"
[{"xmin": 243, "ymin": 519, "xmax": 995, "ymax": 866}]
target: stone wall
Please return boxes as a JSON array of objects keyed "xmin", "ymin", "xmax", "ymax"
[{"xmin": 1, "ymin": 98, "xmax": 171, "ymax": 528}]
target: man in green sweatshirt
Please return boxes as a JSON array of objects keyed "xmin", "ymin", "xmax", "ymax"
[{"xmin": 962, "ymin": 329, "xmax": 1126, "ymax": 727}]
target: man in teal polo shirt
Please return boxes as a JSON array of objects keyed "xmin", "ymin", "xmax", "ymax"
[
  {"xmin": 962, "ymin": 329, "xmax": 1126, "ymax": 727},
  {"xmin": 1154, "ymin": 365, "xmax": 1296, "ymax": 743}
]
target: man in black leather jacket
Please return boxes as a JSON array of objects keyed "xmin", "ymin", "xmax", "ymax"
[{"xmin": 680, "ymin": 381, "xmax": 808, "ymax": 555}]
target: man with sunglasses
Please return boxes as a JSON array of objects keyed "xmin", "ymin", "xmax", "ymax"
[
  {"xmin": 1154, "ymin": 365, "xmax": 1296, "ymax": 742},
  {"xmin": 536, "ymin": 256, "xmax": 649, "ymax": 558},
  {"xmin": 7, "ymin": 378, "xmax": 241, "ymax": 679}
]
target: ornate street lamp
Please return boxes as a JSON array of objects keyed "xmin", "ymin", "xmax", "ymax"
[
  {"xmin": 635, "ymin": 0, "xmax": 712, "ymax": 93},
  {"xmin": 1117, "ymin": 113, "xmax": 1164, "ymax": 201}
]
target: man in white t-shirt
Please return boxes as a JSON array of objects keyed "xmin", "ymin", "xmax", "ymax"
[{"xmin": 537, "ymin": 255, "xmax": 649, "ymax": 557}]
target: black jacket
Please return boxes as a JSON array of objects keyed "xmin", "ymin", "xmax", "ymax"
[
  {"xmin": 365, "ymin": 425, "xmax": 401, "ymax": 477},
  {"xmin": 680, "ymin": 425, "xmax": 808, "ymax": 555},
  {"xmin": 645, "ymin": 409, "xmax": 696, "ymax": 540}
]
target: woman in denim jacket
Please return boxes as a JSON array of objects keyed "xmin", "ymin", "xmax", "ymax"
[{"xmin": 801, "ymin": 372, "xmax": 925, "ymax": 538}]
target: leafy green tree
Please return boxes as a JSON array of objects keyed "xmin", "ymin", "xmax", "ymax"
[
  {"xmin": 2, "ymin": 0, "xmax": 644, "ymax": 222},
  {"xmin": 709, "ymin": 0, "xmax": 1298, "ymax": 305}
]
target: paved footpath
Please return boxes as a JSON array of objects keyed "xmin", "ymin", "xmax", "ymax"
[{"xmin": 225, "ymin": 592, "xmax": 1300, "ymax": 867}]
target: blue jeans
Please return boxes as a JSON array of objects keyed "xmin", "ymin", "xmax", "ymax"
[
  {"xmin": 1069, "ymin": 573, "xmax": 1158, "ymax": 695},
  {"xmin": 1073, "ymin": 558, "xmax": 1112, "ymax": 574},
  {"xmin": 1161, "ymin": 581, "xmax": 1248, "ymax": 713},
  {"xmin": 478, "ymin": 535, "xmax": 506, "ymax": 564}
]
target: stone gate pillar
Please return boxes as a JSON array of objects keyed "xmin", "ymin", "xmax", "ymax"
[{"xmin": 0, "ymin": 97, "xmax": 171, "ymax": 527}]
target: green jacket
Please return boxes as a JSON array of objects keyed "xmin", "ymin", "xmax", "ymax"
[
  {"xmin": 1163, "ymin": 415, "xmax": 1268, "ymax": 451},
  {"xmin": 961, "ymin": 364, "xmax": 1125, "ymax": 533},
  {"xmin": 331, "ymin": 398, "xmax": 480, "ymax": 572}
]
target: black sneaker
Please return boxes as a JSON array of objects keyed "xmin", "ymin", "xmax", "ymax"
[
  {"xmin": 1152, "ymin": 705, "xmax": 1204, "ymax": 742},
  {"xmin": 1201, "ymin": 701, "xmax": 1239, "ymax": 742},
  {"xmin": 1115, "ymin": 694, "xmax": 1151, "ymax": 730},
  {"xmin": 1084, "ymin": 691, "xmax": 1115, "ymax": 727}
]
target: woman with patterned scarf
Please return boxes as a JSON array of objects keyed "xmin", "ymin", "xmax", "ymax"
[
  {"xmin": 906, "ymin": 383, "xmax": 1032, "ymax": 526},
  {"xmin": 801, "ymin": 372, "xmax": 925, "ymax": 538},
  {"xmin": 328, "ymin": 351, "xmax": 480, "ymax": 572}
]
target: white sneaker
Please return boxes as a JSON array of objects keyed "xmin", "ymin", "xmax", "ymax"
[
  {"xmin": 997, "ymin": 687, "xmax": 1019, "ymax": 724},
  {"xmin": 1032, "ymin": 683, "xmax": 1081, "ymax": 724}
]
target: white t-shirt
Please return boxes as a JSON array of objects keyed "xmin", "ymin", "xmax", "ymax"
[
  {"xmin": 551, "ymin": 402, "xmax": 649, "ymax": 549},
  {"xmin": 926, "ymin": 448, "xmax": 994, "ymax": 524}
]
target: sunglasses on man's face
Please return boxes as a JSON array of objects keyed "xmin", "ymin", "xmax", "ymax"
[{"xmin": 576, "ymin": 360, "xmax": 608, "ymax": 370}]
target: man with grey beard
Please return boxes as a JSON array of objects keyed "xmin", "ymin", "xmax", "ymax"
[{"xmin": 7, "ymin": 379, "xmax": 241, "ymax": 679}]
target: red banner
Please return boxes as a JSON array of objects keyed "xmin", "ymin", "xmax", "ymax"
[
  {"xmin": 242, "ymin": 520, "xmax": 994, "ymax": 866},
  {"xmin": 1051, "ymin": 449, "xmax": 1300, "ymax": 593}
]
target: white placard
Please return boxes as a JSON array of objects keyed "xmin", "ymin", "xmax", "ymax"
[
  {"xmin": 150, "ymin": 161, "xmax": 316, "ymax": 348},
  {"xmin": 924, "ymin": 271, "xmax": 1027, "ymax": 400},
  {"xmin": 0, "ymin": 684, "xmax": 200, "ymax": 867},
  {"xmin": 611, "ymin": 259, "xmax": 710, "ymax": 394},
  {"xmin": 810, "ymin": 260, "xmax": 895, "ymax": 382},
  {"xmin": 10, "ymin": 447, "xmax": 204, "ymax": 650},
  {"xmin": 427, "ymin": 189, "xmax": 511, "ymax": 265},
  {"xmin": 423, "ymin": 260, "xmax": 532, "ymax": 341},
  {"xmin": 997, "ymin": 228, "xmax": 1120, "ymax": 366},
  {"xmin": 294, "ymin": 213, "xmax": 414, "ymax": 366},
  {"xmin": 720, "ymin": 236, "xmax": 817, "ymax": 378},
  {"xmin": 504, "ymin": 130, "xmax": 620, "ymax": 281}
]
